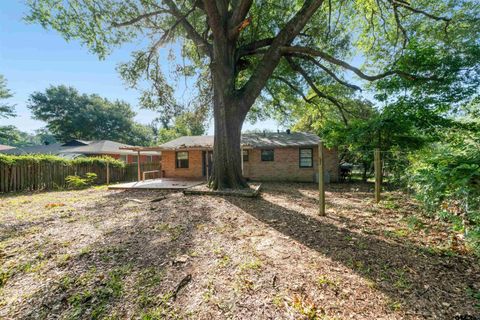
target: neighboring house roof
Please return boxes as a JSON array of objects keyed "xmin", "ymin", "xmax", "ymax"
[
  {"xmin": 0, "ymin": 143, "xmax": 67, "ymax": 155},
  {"xmin": 0, "ymin": 144, "xmax": 14, "ymax": 151},
  {"xmin": 61, "ymin": 139, "xmax": 92, "ymax": 147},
  {"xmin": 157, "ymin": 132, "xmax": 320, "ymax": 150},
  {"xmin": 63, "ymin": 140, "xmax": 159, "ymax": 156},
  {"xmin": 0, "ymin": 140, "xmax": 160, "ymax": 157}
]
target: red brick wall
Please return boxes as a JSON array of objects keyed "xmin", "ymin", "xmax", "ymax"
[
  {"xmin": 161, "ymin": 147, "xmax": 339, "ymax": 183},
  {"xmin": 242, "ymin": 146, "xmax": 339, "ymax": 183},
  {"xmin": 161, "ymin": 150, "xmax": 204, "ymax": 179}
]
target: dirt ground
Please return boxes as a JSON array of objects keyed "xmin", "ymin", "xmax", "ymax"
[{"xmin": 0, "ymin": 182, "xmax": 479, "ymax": 319}]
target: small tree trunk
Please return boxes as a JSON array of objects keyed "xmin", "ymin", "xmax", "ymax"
[{"xmin": 362, "ymin": 162, "xmax": 368, "ymax": 182}]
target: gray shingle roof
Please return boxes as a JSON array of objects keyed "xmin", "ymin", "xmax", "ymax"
[
  {"xmin": 157, "ymin": 132, "xmax": 320, "ymax": 150},
  {"xmin": 242, "ymin": 132, "xmax": 319, "ymax": 148},
  {"xmin": 159, "ymin": 135, "xmax": 214, "ymax": 149},
  {"xmin": 63, "ymin": 140, "xmax": 159, "ymax": 156},
  {"xmin": 0, "ymin": 143, "xmax": 67, "ymax": 155},
  {"xmin": 0, "ymin": 140, "xmax": 159, "ymax": 156}
]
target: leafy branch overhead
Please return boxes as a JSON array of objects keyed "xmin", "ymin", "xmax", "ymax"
[{"xmin": 26, "ymin": 0, "xmax": 479, "ymax": 113}]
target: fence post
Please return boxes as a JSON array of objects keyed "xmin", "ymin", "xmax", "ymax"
[
  {"xmin": 318, "ymin": 140, "xmax": 326, "ymax": 216},
  {"xmin": 374, "ymin": 148, "xmax": 381, "ymax": 203},
  {"xmin": 137, "ymin": 151, "xmax": 141, "ymax": 182},
  {"xmin": 106, "ymin": 162, "xmax": 110, "ymax": 185}
]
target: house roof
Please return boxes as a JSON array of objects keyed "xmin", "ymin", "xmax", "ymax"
[
  {"xmin": 0, "ymin": 144, "xmax": 14, "ymax": 151},
  {"xmin": 0, "ymin": 140, "xmax": 160, "ymax": 156},
  {"xmin": 242, "ymin": 132, "xmax": 320, "ymax": 148},
  {"xmin": 61, "ymin": 139, "xmax": 92, "ymax": 147},
  {"xmin": 159, "ymin": 135, "xmax": 215, "ymax": 150},
  {"xmin": 62, "ymin": 140, "xmax": 160, "ymax": 156},
  {"xmin": 0, "ymin": 143, "xmax": 67, "ymax": 155},
  {"xmin": 156, "ymin": 132, "xmax": 320, "ymax": 150}
]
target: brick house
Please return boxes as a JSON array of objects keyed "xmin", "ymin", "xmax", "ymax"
[{"xmin": 156, "ymin": 132, "xmax": 339, "ymax": 183}]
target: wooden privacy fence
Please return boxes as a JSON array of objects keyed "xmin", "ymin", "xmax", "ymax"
[{"xmin": 0, "ymin": 162, "xmax": 161, "ymax": 193}]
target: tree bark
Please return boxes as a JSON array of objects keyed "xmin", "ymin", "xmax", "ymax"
[
  {"xmin": 208, "ymin": 32, "xmax": 249, "ymax": 190},
  {"xmin": 203, "ymin": 0, "xmax": 325, "ymax": 190},
  {"xmin": 362, "ymin": 162, "xmax": 368, "ymax": 182},
  {"xmin": 209, "ymin": 93, "xmax": 248, "ymax": 190}
]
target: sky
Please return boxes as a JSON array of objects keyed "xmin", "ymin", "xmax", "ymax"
[{"xmin": 0, "ymin": 1, "xmax": 279, "ymax": 136}]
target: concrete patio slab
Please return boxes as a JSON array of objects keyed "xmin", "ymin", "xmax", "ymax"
[{"xmin": 108, "ymin": 179, "xmax": 204, "ymax": 190}]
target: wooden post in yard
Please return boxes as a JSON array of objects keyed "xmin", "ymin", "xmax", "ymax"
[
  {"xmin": 318, "ymin": 140, "xmax": 326, "ymax": 216},
  {"xmin": 137, "ymin": 151, "xmax": 141, "ymax": 182},
  {"xmin": 205, "ymin": 151, "xmax": 209, "ymax": 179},
  {"xmin": 106, "ymin": 161, "xmax": 110, "ymax": 185},
  {"xmin": 374, "ymin": 148, "xmax": 381, "ymax": 203}
]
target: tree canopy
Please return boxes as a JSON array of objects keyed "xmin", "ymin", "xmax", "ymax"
[
  {"xmin": 0, "ymin": 74, "xmax": 15, "ymax": 119},
  {"xmin": 0, "ymin": 74, "xmax": 17, "ymax": 142},
  {"xmin": 28, "ymin": 85, "xmax": 155, "ymax": 145}
]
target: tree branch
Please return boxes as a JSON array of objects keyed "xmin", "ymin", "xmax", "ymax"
[
  {"xmin": 271, "ymin": 76, "xmax": 312, "ymax": 104},
  {"xmin": 164, "ymin": 0, "xmax": 213, "ymax": 57},
  {"xmin": 203, "ymin": 0, "xmax": 227, "ymax": 42},
  {"xmin": 228, "ymin": 0, "xmax": 253, "ymax": 40},
  {"xmin": 237, "ymin": 37, "xmax": 275, "ymax": 57},
  {"xmin": 230, "ymin": 0, "xmax": 253, "ymax": 26},
  {"xmin": 290, "ymin": 53, "xmax": 362, "ymax": 91},
  {"xmin": 239, "ymin": 0, "xmax": 325, "ymax": 113},
  {"xmin": 392, "ymin": 3, "xmax": 408, "ymax": 49},
  {"xmin": 286, "ymin": 57, "xmax": 348, "ymax": 125},
  {"xmin": 281, "ymin": 46, "xmax": 437, "ymax": 81},
  {"xmin": 112, "ymin": 9, "xmax": 171, "ymax": 27},
  {"xmin": 391, "ymin": 0, "xmax": 451, "ymax": 22}
]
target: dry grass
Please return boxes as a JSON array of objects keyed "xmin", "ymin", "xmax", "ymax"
[{"xmin": 0, "ymin": 183, "xmax": 479, "ymax": 319}]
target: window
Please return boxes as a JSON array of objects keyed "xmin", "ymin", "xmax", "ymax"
[
  {"xmin": 176, "ymin": 151, "xmax": 189, "ymax": 168},
  {"xmin": 131, "ymin": 155, "xmax": 138, "ymax": 164},
  {"xmin": 261, "ymin": 149, "xmax": 274, "ymax": 161},
  {"xmin": 147, "ymin": 155, "xmax": 153, "ymax": 163},
  {"xmin": 299, "ymin": 148, "xmax": 313, "ymax": 168},
  {"xmin": 242, "ymin": 150, "xmax": 249, "ymax": 162},
  {"xmin": 119, "ymin": 155, "xmax": 127, "ymax": 163}
]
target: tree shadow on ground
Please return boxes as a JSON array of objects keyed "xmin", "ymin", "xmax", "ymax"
[
  {"xmin": 225, "ymin": 184, "xmax": 480, "ymax": 318},
  {"xmin": 6, "ymin": 190, "xmax": 210, "ymax": 319}
]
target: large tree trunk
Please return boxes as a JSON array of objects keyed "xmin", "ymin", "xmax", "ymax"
[
  {"xmin": 208, "ymin": 40, "xmax": 249, "ymax": 190},
  {"xmin": 209, "ymin": 94, "xmax": 248, "ymax": 190}
]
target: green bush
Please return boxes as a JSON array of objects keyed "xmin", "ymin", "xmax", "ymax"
[
  {"xmin": 0, "ymin": 154, "xmax": 125, "ymax": 168},
  {"xmin": 66, "ymin": 173, "xmax": 98, "ymax": 189},
  {"xmin": 409, "ymin": 142, "xmax": 480, "ymax": 254}
]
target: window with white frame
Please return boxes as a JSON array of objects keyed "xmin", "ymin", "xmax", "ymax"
[{"xmin": 299, "ymin": 148, "xmax": 313, "ymax": 168}]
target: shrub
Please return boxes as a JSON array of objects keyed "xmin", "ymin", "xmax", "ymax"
[
  {"xmin": 66, "ymin": 173, "xmax": 98, "ymax": 189},
  {"xmin": 0, "ymin": 154, "xmax": 125, "ymax": 168},
  {"xmin": 409, "ymin": 142, "xmax": 480, "ymax": 255}
]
